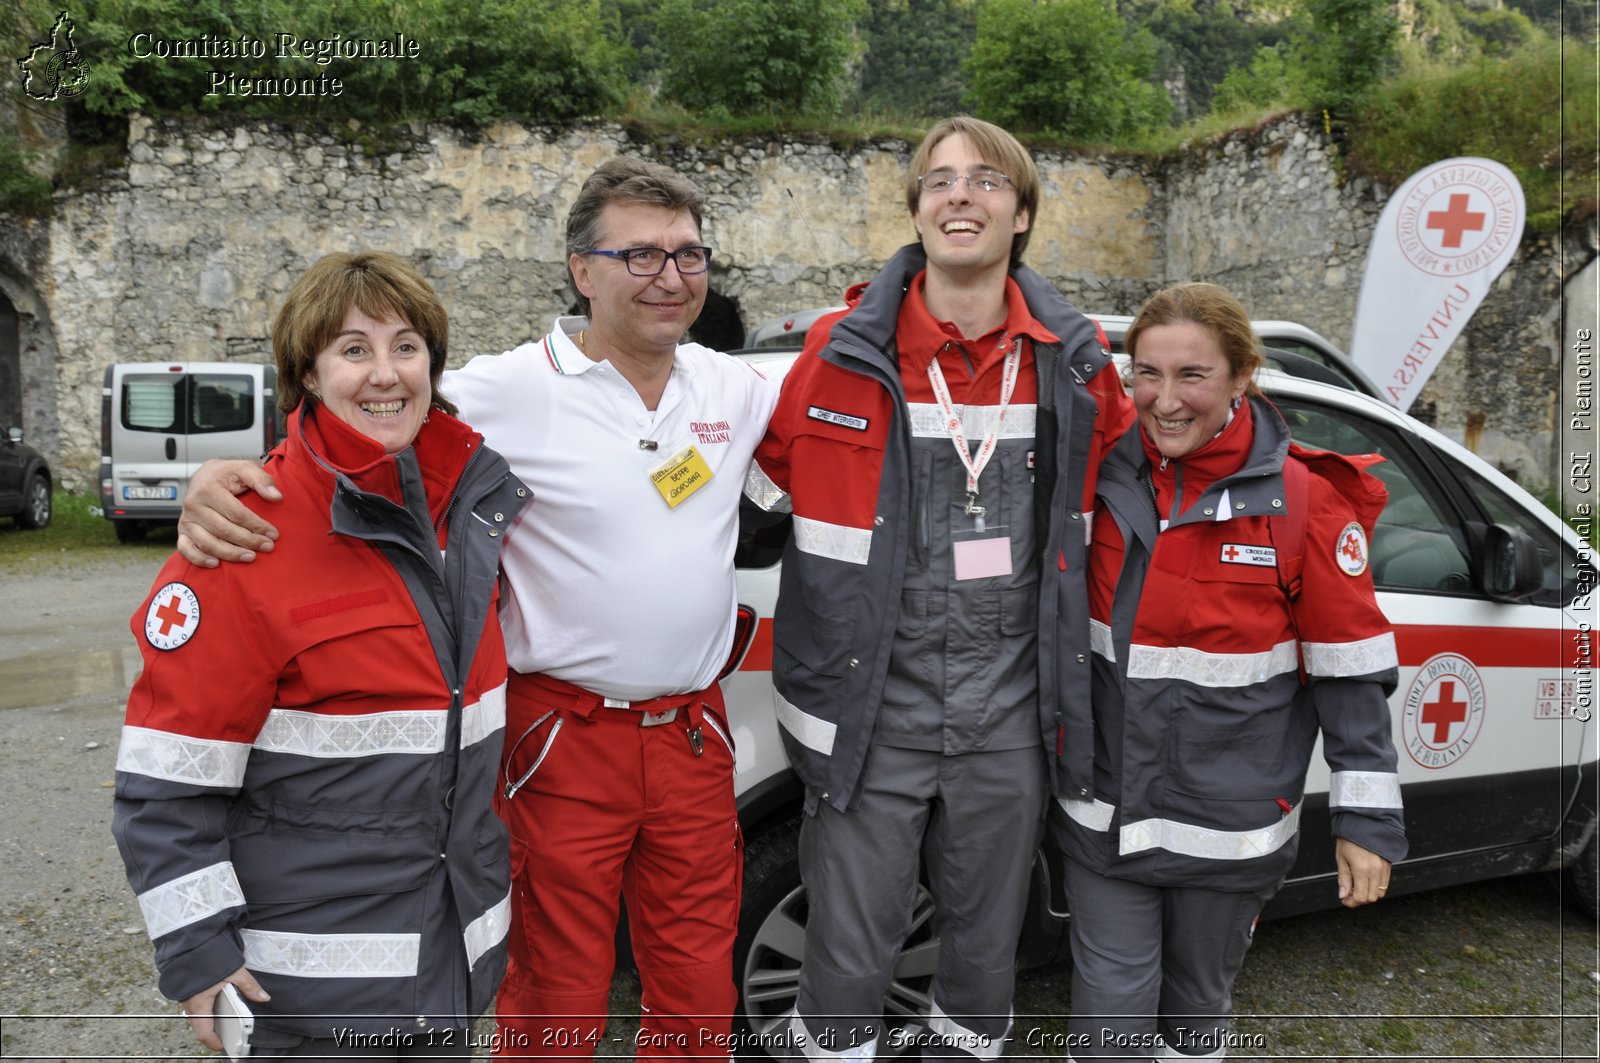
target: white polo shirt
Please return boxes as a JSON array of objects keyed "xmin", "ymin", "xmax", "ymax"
[{"xmin": 442, "ymin": 325, "xmax": 779, "ymax": 701}]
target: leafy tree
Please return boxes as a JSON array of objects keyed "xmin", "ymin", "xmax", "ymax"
[
  {"xmin": 649, "ymin": 0, "xmax": 867, "ymax": 116},
  {"xmin": 1299, "ymin": 0, "xmax": 1399, "ymax": 115},
  {"xmin": 964, "ymin": 0, "xmax": 1171, "ymax": 140},
  {"xmin": 1210, "ymin": 41, "xmax": 1302, "ymax": 114},
  {"xmin": 1129, "ymin": 0, "xmax": 1292, "ymax": 120},
  {"xmin": 854, "ymin": 0, "xmax": 979, "ymax": 117}
]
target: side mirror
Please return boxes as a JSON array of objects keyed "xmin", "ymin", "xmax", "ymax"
[{"xmin": 1481, "ymin": 523, "xmax": 1544, "ymax": 601}]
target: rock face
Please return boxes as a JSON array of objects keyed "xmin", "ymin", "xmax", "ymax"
[{"xmin": 0, "ymin": 113, "xmax": 1584, "ymax": 492}]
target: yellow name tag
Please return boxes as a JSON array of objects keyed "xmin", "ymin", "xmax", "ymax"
[{"xmin": 649, "ymin": 444, "xmax": 714, "ymax": 508}]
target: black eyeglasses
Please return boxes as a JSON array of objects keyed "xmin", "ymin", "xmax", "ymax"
[
  {"xmin": 917, "ymin": 169, "xmax": 1013, "ymax": 194},
  {"xmin": 583, "ymin": 246, "xmax": 713, "ymax": 276}
]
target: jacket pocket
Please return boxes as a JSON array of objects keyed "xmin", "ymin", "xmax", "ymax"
[
  {"xmin": 1000, "ymin": 585, "xmax": 1039, "ymax": 636},
  {"xmin": 228, "ymin": 803, "xmax": 437, "ymax": 901}
]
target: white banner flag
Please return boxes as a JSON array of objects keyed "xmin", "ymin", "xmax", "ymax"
[{"xmin": 1350, "ymin": 157, "xmax": 1525, "ymax": 410}]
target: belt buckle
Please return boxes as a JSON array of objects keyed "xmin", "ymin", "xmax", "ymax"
[{"xmin": 640, "ymin": 707, "xmax": 679, "ymax": 727}]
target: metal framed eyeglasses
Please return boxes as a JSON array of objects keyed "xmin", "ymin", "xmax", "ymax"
[
  {"xmin": 916, "ymin": 169, "xmax": 1013, "ymax": 194},
  {"xmin": 583, "ymin": 246, "xmax": 713, "ymax": 276}
]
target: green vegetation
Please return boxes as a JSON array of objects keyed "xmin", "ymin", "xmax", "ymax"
[
  {"xmin": 0, "ymin": 133, "xmax": 53, "ymax": 216},
  {"xmin": 1348, "ymin": 37, "xmax": 1591, "ymax": 231},
  {"xmin": 0, "ymin": 491, "xmax": 172, "ymax": 569},
  {"xmin": 966, "ymin": 0, "xmax": 1172, "ymax": 140},
  {"xmin": 12, "ymin": 0, "xmax": 1591, "ymax": 229}
]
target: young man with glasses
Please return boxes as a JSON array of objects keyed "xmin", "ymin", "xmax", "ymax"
[
  {"xmin": 748, "ymin": 116, "xmax": 1134, "ymax": 1060},
  {"xmin": 173, "ymin": 157, "xmax": 777, "ymax": 1058}
]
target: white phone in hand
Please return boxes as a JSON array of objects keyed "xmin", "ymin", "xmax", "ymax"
[{"xmin": 213, "ymin": 983, "xmax": 255, "ymax": 1059}]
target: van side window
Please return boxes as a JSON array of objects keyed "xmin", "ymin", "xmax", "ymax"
[
  {"xmin": 123, "ymin": 376, "xmax": 182, "ymax": 433},
  {"xmin": 191, "ymin": 375, "xmax": 255, "ymax": 433},
  {"xmin": 121, "ymin": 373, "xmax": 257, "ymax": 434}
]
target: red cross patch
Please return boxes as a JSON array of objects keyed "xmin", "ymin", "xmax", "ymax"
[
  {"xmin": 1335, "ymin": 522, "xmax": 1369, "ymax": 577},
  {"xmin": 1219, "ymin": 543, "xmax": 1275, "ymax": 567},
  {"xmin": 144, "ymin": 582, "xmax": 201, "ymax": 651}
]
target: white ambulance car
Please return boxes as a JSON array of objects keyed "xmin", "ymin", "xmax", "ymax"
[{"xmin": 716, "ymin": 344, "xmax": 1599, "ymax": 1042}]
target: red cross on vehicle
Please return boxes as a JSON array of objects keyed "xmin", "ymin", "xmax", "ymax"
[{"xmin": 1421, "ymin": 680, "xmax": 1469, "ymax": 744}]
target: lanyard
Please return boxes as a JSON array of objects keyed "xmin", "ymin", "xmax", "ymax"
[{"xmin": 926, "ymin": 340, "xmax": 1022, "ymax": 518}]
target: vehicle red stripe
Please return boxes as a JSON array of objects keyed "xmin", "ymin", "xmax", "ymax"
[
  {"xmin": 738, "ymin": 621, "xmax": 1584, "ymax": 671},
  {"xmin": 1394, "ymin": 625, "xmax": 1581, "ymax": 669}
]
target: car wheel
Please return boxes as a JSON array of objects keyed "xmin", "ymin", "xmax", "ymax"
[
  {"xmin": 114, "ymin": 519, "xmax": 145, "ymax": 543},
  {"xmin": 1563, "ymin": 822, "xmax": 1600, "ymax": 920},
  {"xmin": 733, "ymin": 810, "xmax": 936, "ymax": 1059},
  {"xmin": 16, "ymin": 475, "xmax": 50, "ymax": 529}
]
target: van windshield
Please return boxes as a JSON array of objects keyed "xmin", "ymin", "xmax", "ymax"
[{"xmin": 123, "ymin": 373, "xmax": 256, "ymax": 435}]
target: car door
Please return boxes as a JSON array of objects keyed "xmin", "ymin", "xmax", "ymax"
[{"xmin": 1272, "ymin": 392, "xmax": 1594, "ymax": 903}]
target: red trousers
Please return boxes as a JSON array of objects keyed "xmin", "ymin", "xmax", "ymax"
[{"xmin": 494, "ymin": 672, "xmax": 741, "ymax": 1059}]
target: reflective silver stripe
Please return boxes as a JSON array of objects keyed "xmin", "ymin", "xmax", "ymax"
[
  {"xmin": 776, "ymin": 698, "xmax": 837, "ymax": 756},
  {"xmin": 1302, "ymin": 632, "xmax": 1398, "ymax": 677},
  {"xmin": 790, "ymin": 1015, "xmax": 876, "ymax": 1063},
  {"xmin": 1056, "ymin": 795, "xmax": 1116, "ymax": 832},
  {"xmin": 463, "ymin": 890, "xmax": 511, "ymax": 970},
  {"xmin": 256, "ymin": 707, "xmax": 445, "ymax": 758},
  {"xmin": 1126, "ymin": 639, "xmax": 1299, "ymax": 688},
  {"xmin": 928, "ymin": 1000, "xmax": 1008, "ymax": 1062},
  {"xmin": 702, "ymin": 712, "xmax": 736, "ymax": 760},
  {"xmin": 907, "ymin": 402, "xmax": 1037, "ymax": 440},
  {"xmin": 1084, "ymin": 507, "xmax": 1094, "ymax": 546},
  {"xmin": 1121, "ymin": 803, "xmax": 1302, "ymax": 861},
  {"xmin": 137, "ymin": 861, "xmax": 245, "ymax": 940},
  {"xmin": 1330, "ymin": 770, "xmax": 1403, "ymax": 809},
  {"xmin": 461, "ymin": 681, "xmax": 507, "ymax": 749},
  {"xmin": 745, "ymin": 460, "xmax": 791, "ymax": 514},
  {"xmin": 1089, "ymin": 618, "xmax": 1116, "ymax": 663},
  {"xmin": 793, "ymin": 515, "xmax": 872, "ymax": 565},
  {"xmin": 241, "ymin": 928, "xmax": 420, "ymax": 978},
  {"xmin": 117, "ymin": 725, "xmax": 251, "ymax": 788}
]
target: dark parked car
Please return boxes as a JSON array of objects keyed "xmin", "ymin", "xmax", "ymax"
[{"xmin": 0, "ymin": 426, "xmax": 52, "ymax": 530}]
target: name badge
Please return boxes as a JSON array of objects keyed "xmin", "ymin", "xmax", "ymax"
[
  {"xmin": 649, "ymin": 444, "xmax": 715, "ymax": 508},
  {"xmin": 953, "ymin": 536, "xmax": 1013, "ymax": 581}
]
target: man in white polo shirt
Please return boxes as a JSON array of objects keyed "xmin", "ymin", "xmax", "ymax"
[{"xmin": 175, "ymin": 158, "xmax": 778, "ymax": 1058}]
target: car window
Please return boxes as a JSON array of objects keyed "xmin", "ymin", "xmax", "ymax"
[
  {"xmin": 1444, "ymin": 457, "xmax": 1588, "ymax": 608},
  {"xmin": 1275, "ymin": 399, "xmax": 1474, "ymax": 595},
  {"xmin": 1260, "ymin": 338, "xmax": 1363, "ymax": 391}
]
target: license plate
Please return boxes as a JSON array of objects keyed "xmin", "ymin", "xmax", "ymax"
[{"xmin": 123, "ymin": 485, "xmax": 177, "ymax": 500}]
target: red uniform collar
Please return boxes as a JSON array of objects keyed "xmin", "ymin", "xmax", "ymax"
[
  {"xmin": 289, "ymin": 401, "xmax": 482, "ymax": 529},
  {"xmin": 1142, "ymin": 395, "xmax": 1255, "ymax": 502},
  {"xmin": 894, "ymin": 271, "xmax": 1059, "ymax": 375}
]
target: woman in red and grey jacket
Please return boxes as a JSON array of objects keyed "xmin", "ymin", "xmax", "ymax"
[
  {"xmin": 113, "ymin": 253, "xmax": 528, "ymax": 1059},
  {"xmin": 1050, "ymin": 283, "xmax": 1406, "ymax": 1061}
]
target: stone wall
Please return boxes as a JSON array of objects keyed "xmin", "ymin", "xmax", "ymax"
[{"xmin": 2, "ymin": 113, "xmax": 1588, "ymax": 493}]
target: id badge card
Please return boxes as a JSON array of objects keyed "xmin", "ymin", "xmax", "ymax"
[
  {"xmin": 648, "ymin": 443, "xmax": 714, "ymax": 508},
  {"xmin": 952, "ymin": 524, "xmax": 1013, "ymax": 581}
]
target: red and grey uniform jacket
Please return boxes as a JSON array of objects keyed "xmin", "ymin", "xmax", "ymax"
[
  {"xmin": 748, "ymin": 243, "xmax": 1134, "ymax": 811},
  {"xmin": 113, "ymin": 402, "xmax": 529, "ymax": 1036},
  {"xmin": 1056, "ymin": 395, "xmax": 1408, "ymax": 891}
]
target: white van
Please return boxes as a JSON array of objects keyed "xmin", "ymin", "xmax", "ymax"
[{"xmin": 99, "ymin": 362, "xmax": 281, "ymax": 542}]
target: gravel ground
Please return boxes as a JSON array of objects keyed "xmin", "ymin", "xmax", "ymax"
[{"xmin": 0, "ymin": 547, "xmax": 1596, "ymax": 1061}]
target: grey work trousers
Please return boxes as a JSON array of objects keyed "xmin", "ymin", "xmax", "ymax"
[
  {"xmin": 1062, "ymin": 857, "xmax": 1275, "ymax": 1061},
  {"xmin": 790, "ymin": 743, "xmax": 1047, "ymax": 1061}
]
